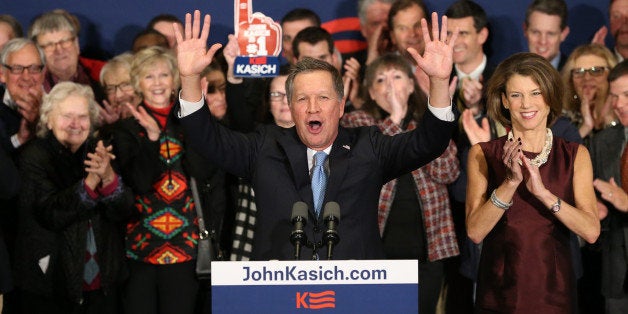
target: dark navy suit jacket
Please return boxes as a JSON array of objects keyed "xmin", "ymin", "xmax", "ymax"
[{"xmin": 180, "ymin": 104, "xmax": 455, "ymax": 260}]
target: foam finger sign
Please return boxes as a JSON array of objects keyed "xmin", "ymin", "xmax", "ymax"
[{"xmin": 234, "ymin": 0, "xmax": 282, "ymax": 77}]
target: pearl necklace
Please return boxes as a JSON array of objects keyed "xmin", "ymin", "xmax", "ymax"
[{"xmin": 507, "ymin": 128, "xmax": 553, "ymax": 167}]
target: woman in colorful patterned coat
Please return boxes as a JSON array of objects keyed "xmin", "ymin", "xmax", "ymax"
[{"xmin": 103, "ymin": 46, "xmax": 226, "ymax": 314}]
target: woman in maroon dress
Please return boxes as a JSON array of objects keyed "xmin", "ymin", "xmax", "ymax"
[{"xmin": 466, "ymin": 52, "xmax": 600, "ymax": 313}]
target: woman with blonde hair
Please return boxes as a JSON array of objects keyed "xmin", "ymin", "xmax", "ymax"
[
  {"xmin": 561, "ymin": 43, "xmax": 618, "ymax": 139},
  {"xmin": 102, "ymin": 46, "xmax": 226, "ymax": 313}
]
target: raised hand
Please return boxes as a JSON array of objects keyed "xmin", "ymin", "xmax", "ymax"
[
  {"xmin": 407, "ymin": 12, "xmax": 456, "ymax": 81},
  {"xmin": 406, "ymin": 12, "xmax": 456, "ymax": 108},
  {"xmin": 175, "ymin": 10, "xmax": 222, "ymax": 77},
  {"xmin": 175, "ymin": 10, "xmax": 223, "ymax": 102},
  {"xmin": 223, "ymin": 34, "xmax": 243, "ymax": 84},
  {"xmin": 126, "ymin": 104, "xmax": 161, "ymax": 141},
  {"xmin": 591, "ymin": 25, "xmax": 608, "ymax": 45},
  {"xmin": 366, "ymin": 24, "xmax": 385, "ymax": 65}
]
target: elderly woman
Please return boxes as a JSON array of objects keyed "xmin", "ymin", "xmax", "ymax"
[
  {"xmin": 340, "ymin": 53, "xmax": 460, "ymax": 314},
  {"xmin": 102, "ymin": 46, "xmax": 226, "ymax": 314},
  {"xmin": 15, "ymin": 82, "xmax": 133, "ymax": 313},
  {"xmin": 99, "ymin": 52, "xmax": 140, "ymax": 124},
  {"xmin": 561, "ymin": 44, "xmax": 618, "ymax": 139},
  {"xmin": 28, "ymin": 11, "xmax": 105, "ymax": 103},
  {"xmin": 466, "ymin": 53, "xmax": 600, "ymax": 313}
]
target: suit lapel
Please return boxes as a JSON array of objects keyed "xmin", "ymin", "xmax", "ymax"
[
  {"xmin": 277, "ymin": 129, "xmax": 313, "ymax": 212},
  {"xmin": 325, "ymin": 128, "xmax": 352, "ymax": 206}
]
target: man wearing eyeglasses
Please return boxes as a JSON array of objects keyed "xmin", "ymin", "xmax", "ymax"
[
  {"xmin": 0, "ymin": 37, "xmax": 46, "ymax": 310},
  {"xmin": 28, "ymin": 11, "xmax": 106, "ymax": 104},
  {"xmin": 0, "ymin": 38, "xmax": 45, "ymax": 153}
]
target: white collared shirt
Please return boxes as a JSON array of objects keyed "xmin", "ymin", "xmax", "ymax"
[{"xmin": 454, "ymin": 54, "xmax": 487, "ymax": 88}]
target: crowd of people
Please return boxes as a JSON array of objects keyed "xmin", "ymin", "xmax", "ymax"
[{"xmin": 0, "ymin": 0, "xmax": 627, "ymax": 313}]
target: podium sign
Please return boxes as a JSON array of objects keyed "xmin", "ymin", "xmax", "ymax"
[
  {"xmin": 233, "ymin": 0, "xmax": 282, "ymax": 78},
  {"xmin": 212, "ymin": 260, "xmax": 418, "ymax": 313}
]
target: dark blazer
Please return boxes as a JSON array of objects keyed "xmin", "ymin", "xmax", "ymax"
[
  {"xmin": 179, "ymin": 104, "xmax": 455, "ymax": 260},
  {"xmin": 0, "ymin": 86, "xmax": 21, "ymax": 155},
  {"xmin": 588, "ymin": 124, "xmax": 628, "ymax": 299}
]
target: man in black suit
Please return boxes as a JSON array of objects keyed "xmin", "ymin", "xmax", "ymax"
[
  {"xmin": 592, "ymin": 60, "xmax": 628, "ymax": 313},
  {"xmin": 172, "ymin": 10, "xmax": 457, "ymax": 260}
]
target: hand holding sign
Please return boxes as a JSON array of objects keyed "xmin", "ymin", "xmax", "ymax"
[
  {"xmin": 235, "ymin": 0, "xmax": 282, "ymax": 56},
  {"xmin": 234, "ymin": 0, "xmax": 282, "ymax": 77}
]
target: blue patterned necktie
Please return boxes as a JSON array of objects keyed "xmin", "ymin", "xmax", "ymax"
[{"xmin": 311, "ymin": 151, "xmax": 328, "ymax": 217}]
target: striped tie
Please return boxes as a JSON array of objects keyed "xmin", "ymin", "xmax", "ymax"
[{"xmin": 312, "ymin": 151, "xmax": 328, "ymax": 217}]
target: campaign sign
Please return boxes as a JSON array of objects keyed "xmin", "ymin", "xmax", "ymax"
[
  {"xmin": 233, "ymin": 0, "xmax": 281, "ymax": 78},
  {"xmin": 212, "ymin": 260, "xmax": 419, "ymax": 313}
]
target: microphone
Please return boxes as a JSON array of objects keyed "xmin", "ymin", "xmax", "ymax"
[
  {"xmin": 322, "ymin": 202, "xmax": 340, "ymax": 260},
  {"xmin": 290, "ymin": 201, "xmax": 309, "ymax": 260}
]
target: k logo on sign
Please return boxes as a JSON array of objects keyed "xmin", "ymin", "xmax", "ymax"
[{"xmin": 295, "ymin": 291, "xmax": 336, "ymax": 310}]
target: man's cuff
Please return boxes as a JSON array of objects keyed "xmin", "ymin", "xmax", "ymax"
[
  {"xmin": 10, "ymin": 134, "xmax": 21, "ymax": 148},
  {"xmin": 427, "ymin": 96, "xmax": 455, "ymax": 122},
  {"xmin": 177, "ymin": 91, "xmax": 205, "ymax": 118}
]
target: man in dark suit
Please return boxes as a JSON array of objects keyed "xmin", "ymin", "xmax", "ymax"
[
  {"xmin": 592, "ymin": 60, "xmax": 628, "ymax": 313},
  {"xmin": 172, "ymin": 10, "xmax": 456, "ymax": 260}
]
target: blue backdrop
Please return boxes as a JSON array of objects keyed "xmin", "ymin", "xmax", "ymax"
[{"xmin": 0, "ymin": 0, "xmax": 610, "ymax": 66}]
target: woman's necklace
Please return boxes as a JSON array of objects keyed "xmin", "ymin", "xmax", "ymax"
[{"xmin": 507, "ymin": 128, "xmax": 553, "ymax": 167}]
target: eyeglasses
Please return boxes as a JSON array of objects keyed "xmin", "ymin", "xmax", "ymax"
[
  {"xmin": 571, "ymin": 66, "xmax": 608, "ymax": 78},
  {"xmin": 38, "ymin": 36, "xmax": 76, "ymax": 52},
  {"xmin": 2, "ymin": 64, "xmax": 45, "ymax": 75},
  {"xmin": 270, "ymin": 91, "xmax": 287, "ymax": 102},
  {"xmin": 104, "ymin": 82, "xmax": 134, "ymax": 95},
  {"xmin": 207, "ymin": 83, "xmax": 226, "ymax": 94}
]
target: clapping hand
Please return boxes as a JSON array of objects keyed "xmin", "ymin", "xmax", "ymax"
[
  {"xmin": 342, "ymin": 57, "xmax": 362, "ymax": 108},
  {"xmin": 593, "ymin": 177, "xmax": 628, "ymax": 212},
  {"xmin": 126, "ymin": 104, "xmax": 161, "ymax": 141},
  {"xmin": 461, "ymin": 109, "xmax": 490, "ymax": 145},
  {"xmin": 85, "ymin": 140, "xmax": 116, "ymax": 190},
  {"xmin": 502, "ymin": 137, "xmax": 524, "ymax": 185},
  {"xmin": 461, "ymin": 76, "xmax": 483, "ymax": 110},
  {"xmin": 99, "ymin": 100, "xmax": 121, "ymax": 125}
]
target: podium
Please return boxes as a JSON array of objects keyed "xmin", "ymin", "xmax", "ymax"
[{"xmin": 212, "ymin": 260, "xmax": 418, "ymax": 313}]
